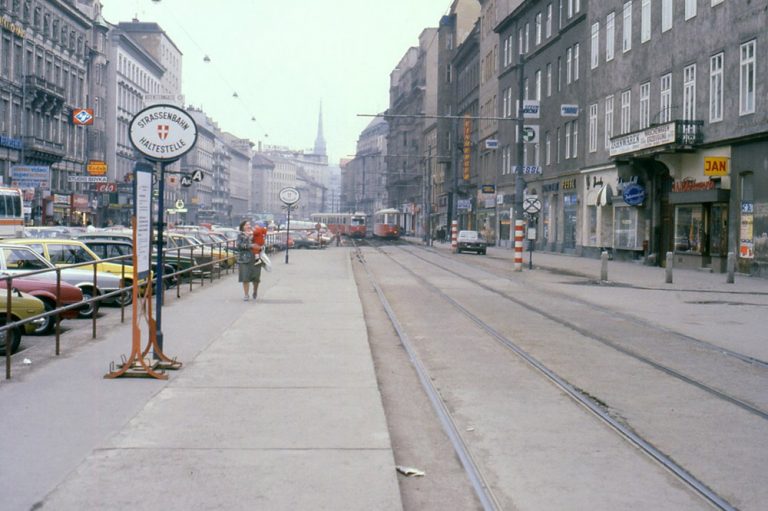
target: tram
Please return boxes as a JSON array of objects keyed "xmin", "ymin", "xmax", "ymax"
[
  {"xmin": 372, "ymin": 208, "xmax": 401, "ymax": 239},
  {"xmin": 309, "ymin": 212, "xmax": 367, "ymax": 238}
]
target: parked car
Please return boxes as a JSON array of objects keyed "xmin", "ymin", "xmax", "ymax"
[
  {"xmin": 0, "ymin": 243, "xmax": 122, "ymax": 316},
  {"xmin": 81, "ymin": 239, "xmax": 178, "ymax": 287},
  {"xmin": 0, "ymin": 290, "xmax": 46, "ymax": 355},
  {"xmin": 290, "ymin": 231, "xmax": 320, "ymax": 249},
  {"xmin": 0, "ymin": 276, "xmax": 84, "ymax": 335},
  {"xmin": 456, "ymin": 230, "xmax": 488, "ymax": 255}
]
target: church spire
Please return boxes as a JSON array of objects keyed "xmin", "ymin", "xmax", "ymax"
[{"xmin": 314, "ymin": 101, "xmax": 327, "ymax": 156}]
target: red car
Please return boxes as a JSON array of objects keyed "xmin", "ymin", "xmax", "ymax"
[{"xmin": 0, "ymin": 277, "xmax": 84, "ymax": 335}]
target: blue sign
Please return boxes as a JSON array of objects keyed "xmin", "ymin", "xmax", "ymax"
[
  {"xmin": 622, "ymin": 183, "xmax": 646, "ymax": 206},
  {"xmin": 0, "ymin": 135, "xmax": 23, "ymax": 150}
]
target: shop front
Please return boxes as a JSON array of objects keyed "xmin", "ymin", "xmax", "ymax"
[{"xmin": 581, "ymin": 167, "xmax": 618, "ymax": 259}]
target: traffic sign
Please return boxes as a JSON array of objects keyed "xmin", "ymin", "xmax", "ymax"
[
  {"xmin": 521, "ymin": 125, "xmax": 539, "ymax": 143},
  {"xmin": 523, "ymin": 196, "xmax": 542, "ymax": 214},
  {"xmin": 180, "ymin": 174, "xmax": 193, "ymax": 187},
  {"xmin": 129, "ymin": 104, "xmax": 198, "ymax": 161},
  {"xmin": 279, "ymin": 186, "xmax": 300, "ymax": 205},
  {"xmin": 191, "ymin": 169, "xmax": 204, "ymax": 182}
]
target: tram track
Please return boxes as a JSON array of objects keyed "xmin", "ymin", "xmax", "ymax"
[{"xmin": 355, "ymin": 239, "xmax": 748, "ymax": 511}]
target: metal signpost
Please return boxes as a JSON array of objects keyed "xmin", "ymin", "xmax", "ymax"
[
  {"xmin": 523, "ymin": 196, "xmax": 542, "ymax": 269},
  {"xmin": 279, "ymin": 187, "xmax": 300, "ymax": 264},
  {"xmin": 106, "ymin": 104, "xmax": 197, "ymax": 378}
]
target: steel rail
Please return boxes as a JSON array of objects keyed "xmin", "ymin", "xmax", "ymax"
[
  {"xmin": 405, "ymin": 246, "xmax": 768, "ymax": 420},
  {"xmin": 355, "ymin": 245, "xmax": 502, "ymax": 511},
  {"xmin": 370, "ymin": 243, "xmax": 738, "ymax": 511}
]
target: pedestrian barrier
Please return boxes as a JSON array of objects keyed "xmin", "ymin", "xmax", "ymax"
[{"xmin": 2, "ymin": 240, "xmax": 235, "ymax": 380}]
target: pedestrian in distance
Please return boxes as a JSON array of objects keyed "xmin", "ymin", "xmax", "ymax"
[
  {"xmin": 236, "ymin": 220, "xmax": 262, "ymax": 301},
  {"xmin": 250, "ymin": 221, "xmax": 268, "ymax": 300}
]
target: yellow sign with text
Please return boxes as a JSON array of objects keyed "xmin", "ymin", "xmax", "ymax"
[{"xmin": 704, "ymin": 157, "xmax": 728, "ymax": 176}]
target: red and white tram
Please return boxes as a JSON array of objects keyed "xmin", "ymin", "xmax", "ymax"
[
  {"xmin": 310, "ymin": 212, "xmax": 367, "ymax": 238},
  {"xmin": 372, "ymin": 208, "xmax": 401, "ymax": 239}
]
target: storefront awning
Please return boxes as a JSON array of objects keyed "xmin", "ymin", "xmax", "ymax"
[{"xmin": 596, "ymin": 184, "xmax": 613, "ymax": 206}]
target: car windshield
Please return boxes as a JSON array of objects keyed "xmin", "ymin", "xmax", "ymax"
[{"xmin": 2, "ymin": 246, "xmax": 53, "ymax": 270}]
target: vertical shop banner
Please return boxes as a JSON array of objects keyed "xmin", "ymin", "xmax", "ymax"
[
  {"xmin": 463, "ymin": 116, "xmax": 471, "ymax": 181},
  {"xmin": 740, "ymin": 201, "xmax": 754, "ymax": 259}
]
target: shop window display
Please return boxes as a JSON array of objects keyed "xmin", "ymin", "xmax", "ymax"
[
  {"xmin": 614, "ymin": 206, "xmax": 641, "ymax": 250},
  {"xmin": 674, "ymin": 205, "xmax": 703, "ymax": 253}
]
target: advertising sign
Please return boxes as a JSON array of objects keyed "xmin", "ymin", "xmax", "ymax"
[
  {"xmin": 10, "ymin": 165, "xmax": 50, "ymax": 189},
  {"xmin": 561, "ymin": 104, "xmax": 579, "ymax": 117},
  {"xmin": 609, "ymin": 122, "xmax": 676, "ymax": 157},
  {"xmin": 72, "ymin": 108, "xmax": 94, "ymax": 126},
  {"xmin": 463, "ymin": 116, "xmax": 472, "ymax": 180},
  {"xmin": 704, "ymin": 157, "xmax": 729, "ymax": 176},
  {"xmin": 87, "ymin": 160, "xmax": 108, "ymax": 176},
  {"xmin": 622, "ymin": 183, "xmax": 646, "ymax": 206},
  {"xmin": 516, "ymin": 100, "xmax": 541, "ymax": 118},
  {"xmin": 129, "ymin": 104, "xmax": 198, "ymax": 162}
]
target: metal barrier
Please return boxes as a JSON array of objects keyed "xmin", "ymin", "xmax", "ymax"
[{"xmin": 2, "ymin": 240, "xmax": 234, "ymax": 380}]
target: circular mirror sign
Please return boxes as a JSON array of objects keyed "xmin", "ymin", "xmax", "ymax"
[
  {"xmin": 279, "ymin": 187, "xmax": 300, "ymax": 205},
  {"xmin": 129, "ymin": 104, "xmax": 198, "ymax": 161}
]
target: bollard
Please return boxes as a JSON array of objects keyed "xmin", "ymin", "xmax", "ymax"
[
  {"xmin": 726, "ymin": 251, "xmax": 736, "ymax": 284},
  {"xmin": 600, "ymin": 251, "xmax": 609, "ymax": 282},
  {"xmin": 665, "ymin": 251, "xmax": 674, "ymax": 284}
]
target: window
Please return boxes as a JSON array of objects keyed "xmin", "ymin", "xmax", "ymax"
[
  {"xmin": 615, "ymin": 207, "xmax": 641, "ymax": 249},
  {"xmin": 518, "ymin": 28, "xmax": 524, "ymax": 54},
  {"xmin": 546, "ymin": 62, "xmax": 552, "ymax": 96},
  {"xmin": 567, "ymin": 0, "xmax": 573, "ymax": 18},
  {"xmin": 683, "ymin": 64, "xmax": 696, "ymax": 121},
  {"xmin": 641, "ymin": 0, "xmax": 651, "ymax": 43},
  {"xmin": 685, "ymin": 0, "xmax": 697, "ymax": 19},
  {"xmin": 623, "ymin": 1, "xmax": 632, "ymax": 52},
  {"xmin": 710, "ymin": 53, "xmax": 723, "ymax": 122},
  {"xmin": 535, "ymin": 12, "xmax": 542, "ymax": 45},
  {"xmin": 660, "ymin": 73, "xmax": 672, "ymax": 123},
  {"xmin": 556, "ymin": 127, "xmax": 561, "ymax": 163},
  {"xmin": 557, "ymin": 56, "xmax": 562, "ymax": 91},
  {"xmin": 559, "ymin": 0, "xmax": 563, "ymax": 28},
  {"xmin": 546, "ymin": 131, "xmax": 552, "ymax": 164},
  {"xmin": 546, "ymin": 3, "xmax": 552, "ymax": 38},
  {"xmin": 566, "ymin": 47, "xmax": 572, "ymax": 84},
  {"xmin": 574, "ymin": 44, "xmax": 580, "ymax": 81},
  {"xmin": 565, "ymin": 122, "xmax": 571, "ymax": 158},
  {"xmin": 661, "ymin": 0, "xmax": 673, "ymax": 32},
  {"xmin": 535, "ymin": 69, "xmax": 542, "ymax": 100},
  {"xmin": 711, "ymin": 0, "xmax": 723, "ymax": 4},
  {"xmin": 605, "ymin": 95, "xmax": 614, "ymax": 148},
  {"xmin": 621, "ymin": 90, "xmax": 631, "ymax": 134},
  {"xmin": 639, "ymin": 81, "xmax": 650, "ymax": 128},
  {"xmin": 674, "ymin": 205, "xmax": 704, "ymax": 253},
  {"xmin": 525, "ymin": 22, "xmax": 530, "ymax": 53},
  {"xmin": 589, "ymin": 103, "xmax": 598, "ymax": 152},
  {"xmin": 606, "ymin": 12, "xmax": 615, "ymax": 61},
  {"xmin": 740, "ymin": 40, "xmax": 755, "ymax": 115},
  {"xmin": 572, "ymin": 121, "xmax": 578, "ymax": 158},
  {"xmin": 591, "ymin": 22, "xmax": 600, "ymax": 69},
  {"xmin": 503, "ymin": 36, "xmax": 510, "ymax": 66}
]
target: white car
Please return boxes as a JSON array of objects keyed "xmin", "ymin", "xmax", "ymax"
[{"xmin": 456, "ymin": 230, "xmax": 488, "ymax": 255}]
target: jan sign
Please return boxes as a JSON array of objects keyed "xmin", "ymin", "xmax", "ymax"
[{"xmin": 129, "ymin": 104, "xmax": 198, "ymax": 161}]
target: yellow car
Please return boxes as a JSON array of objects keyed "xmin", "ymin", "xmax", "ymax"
[
  {"xmin": 4, "ymin": 239, "xmax": 150, "ymax": 306},
  {"xmin": 0, "ymin": 290, "xmax": 46, "ymax": 355}
]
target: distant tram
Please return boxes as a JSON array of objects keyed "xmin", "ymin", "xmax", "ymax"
[
  {"xmin": 310, "ymin": 212, "xmax": 367, "ymax": 238},
  {"xmin": 373, "ymin": 208, "xmax": 401, "ymax": 239}
]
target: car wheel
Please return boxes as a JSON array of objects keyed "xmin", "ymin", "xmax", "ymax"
[
  {"xmin": 480, "ymin": 250, "xmax": 486, "ymax": 255},
  {"xmin": 0, "ymin": 315, "xmax": 21, "ymax": 355},
  {"xmin": 33, "ymin": 299, "xmax": 55, "ymax": 335},
  {"xmin": 77, "ymin": 287, "xmax": 99, "ymax": 319},
  {"xmin": 115, "ymin": 281, "xmax": 133, "ymax": 306}
]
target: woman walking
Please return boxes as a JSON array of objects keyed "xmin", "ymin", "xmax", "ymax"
[{"xmin": 236, "ymin": 220, "xmax": 262, "ymax": 301}]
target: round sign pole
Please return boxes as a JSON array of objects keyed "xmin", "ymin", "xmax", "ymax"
[{"xmin": 279, "ymin": 187, "xmax": 300, "ymax": 264}]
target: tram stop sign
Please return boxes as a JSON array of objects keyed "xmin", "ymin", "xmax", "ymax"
[{"xmin": 523, "ymin": 196, "xmax": 542, "ymax": 215}]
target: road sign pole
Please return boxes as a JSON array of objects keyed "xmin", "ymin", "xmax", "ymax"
[
  {"xmin": 155, "ymin": 161, "xmax": 167, "ymax": 354},
  {"xmin": 514, "ymin": 53, "xmax": 526, "ymax": 272}
]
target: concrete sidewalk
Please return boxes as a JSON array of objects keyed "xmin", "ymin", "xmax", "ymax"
[
  {"xmin": 1, "ymin": 247, "xmax": 402, "ymax": 511},
  {"xmin": 410, "ymin": 237, "xmax": 767, "ymax": 294}
]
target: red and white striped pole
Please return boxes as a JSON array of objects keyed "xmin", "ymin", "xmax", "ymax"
[
  {"xmin": 451, "ymin": 220, "xmax": 458, "ymax": 253},
  {"xmin": 514, "ymin": 219, "xmax": 524, "ymax": 271}
]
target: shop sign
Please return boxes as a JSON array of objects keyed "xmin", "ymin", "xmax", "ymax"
[
  {"xmin": 542, "ymin": 182, "xmax": 559, "ymax": 193},
  {"xmin": 609, "ymin": 122, "xmax": 676, "ymax": 157},
  {"xmin": 516, "ymin": 100, "xmax": 540, "ymax": 119},
  {"xmin": 561, "ymin": 104, "xmax": 579, "ymax": 117},
  {"xmin": 95, "ymin": 183, "xmax": 117, "ymax": 193},
  {"xmin": 72, "ymin": 109, "xmax": 94, "ymax": 126},
  {"xmin": 0, "ymin": 16, "xmax": 25, "ymax": 38},
  {"xmin": 704, "ymin": 157, "xmax": 729, "ymax": 176},
  {"xmin": 0, "ymin": 135, "xmax": 23, "ymax": 150},
  {"xmin": 485, "ymin": 139, "xmax": 498, "ymax": 149},
  {"xmin": 561, "ymin": 178, "xmax": 577, "ymax": 190},
  {"xmin": 740, "ymin": 201, "xmax": 754, "ymax": 259},
  {"xmin": 463, "ymin": 116, "xmax": 471, "ymax": 180},
  {"xmin": 71, "ymin": 194, "xmax": 89, "ymax": 211},
  {"xmin": 481, "ymin": 184, "xmax": 495, "ymax": 194},
  {"xmin": 622, "ymin": 183, "xmax": 646, "ymax": 206},
  {"xmin": 457, "ymin": 199, "xmax": 472, "ymax": 211},
  {"xmin": 87, "ymin": 160, "xmax": 108, "ymax": 176},
  {"xmin": 512, "ymin": 165, "xmax": 542, "ymax": 174},
  {"xmin": 672, "ymin": 178, "xmax": 715, "ymax": 193},
  {"xmin": 53, "ymin": 194, "xmax": 70, "ymax": 205}
]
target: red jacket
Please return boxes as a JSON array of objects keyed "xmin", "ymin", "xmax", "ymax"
[{"xmin": 252, "ymin": 225, "xmax": 267, "ymax": 254}]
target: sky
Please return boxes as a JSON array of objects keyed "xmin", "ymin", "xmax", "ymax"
[{"xmin": 100, "ymin": 0, "xmax": 452, "ymax": 164}]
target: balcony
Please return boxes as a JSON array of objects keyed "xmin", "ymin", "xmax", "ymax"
[
  {"xmin": 24, "ymin": 76, "xmax": 66, "ymax": 114},
  {"xmin": 22, "ymin": 136, "xmax": 65, "ymax": 162}
]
